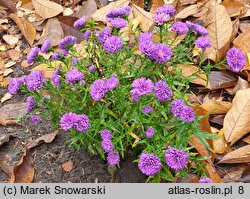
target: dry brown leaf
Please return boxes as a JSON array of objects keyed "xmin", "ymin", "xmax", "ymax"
[
  {"xmin": 8, "ymin": 50, "xmax": 20, "ymax": 61},
  {"xmin": 223, "ymin": 164, "xmax": 248, "ymax": 182},
  {"xmin": 239, "ymin": 22, "xmax": 250, "ymax": 32},
  {"xmin": 177, "ymin": 65, "xmax": 207, "ymax": 86},
  {"xmin": 0, "ymin": 134, "xmax": 11, "ymax": 147},
  {"xmin": 92, "ymin": 0, "xmax": 130, "ymax": 21},
  {"xmin": 204, "ymin": 0, "xmax": 232, "ymax": 55},
  {"xmin": 38, "ymin": 18, "xmax": 64, "ymax": 46},
  {"xmin": 213, "ymin": 129, "xmax": 228, "ymax": 154},
  {"xmin": 63, "ymin": 8, "xmax": 74, "ymax": 16},
  {"xmin": 32, "ymin": 0, "xmax": 63, "ymax": 19},
  {"xmin": 221, "ymin": 0, "xmax": 247, "ymax": 17},
  {"xmin": 74, "ymin": 0, "xmax": 97, "ymax": 18},
  {"xmin": 27, "ymin": 131, "xmax": 58, "ymax": 149},
  {"xmin": 175, "ymin": 4, "xmax": 199, "ymax": 19},
  {"xmin": 0, "ymin": 0, "xmax": 17, "ymax": 12},
  {"xmin": 201, "ymin": 101, "xmax": 232, "ymax": 115},
  {"xmin": 228, "ymin": 76, "xmax": 250, "ymax": 95},
  {"xmin": 219, "ymin": 145, "xmax": 250, "ymax": 164},
  {"xmin": 207, "ymin": 71, "xmax": 237, "ymax": 90},
  {"xmin": 5, "ymin": 61, "xmax": 16, "ymax": 68},
  {"xmin": 132, "ymin": 4, "xmax": 154, "ymax": 32},
  {"xmin": 1, "ymin": 92, "xmax": 13, "ymax": 103},
  {"xmin": 31, "ymin": 61, "xmax": 64, "ymax": 78},
  {"xmin": 150, "ymin": 0, "xmax": 164, "ymax": 13},
  {"xmin": 204, "ymin": 163, "xmax": 222, "ymax": 182},
  {"xmin": 62, "ymin": 161, "xmax": 73, "ymax": 172},
  {"xmin": 179, "ymin": 0, "xmax": 197, "ymax": 5},
  {"xmin": 21, "ymin": 60, "xmax": 29, "ymax": 68},
  {"xmin": 224, "ymin": 88, "xmax": 250, "ymax": 145},
  {"xmin": 0, "ymin": 103, "xmax": 27, "ymax": 126},
  {"xmin": 189, "ymin": 105, "xmax": 213, "ymax": 164},
  {"xmin": 2, "ymin": 35, "xmax": 19, "ymax": 46},
  {"xmin": 9, "ymin": 148, "xmax": 34, "ymax": 183},
  {"xmin": 9, "ymin": 13, "xmax": 36, "ymax": 46}
]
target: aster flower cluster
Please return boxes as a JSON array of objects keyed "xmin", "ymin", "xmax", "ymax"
[
  {"xmin": 195, "ymin": 36, "xmax": 211, "ymax": 51},
  {"xmin": 138, "ymin": 146, "xmax": 189, "ymax": 176},
  {"xmin": 90, "ymin": 75, "xmax": 119, "ymax": 101},
  {"xmin": 154, "ymin": 5, "xmax": 175, "ymax": 26},
  {"xmin": 186, "ymin": 21, "xmax": 208, "ymax": 36},
  {"xmin": 65, "ymin": 69, "xmax": 85, "ymax": 84},
  {"xmin": 106, "ymin": 6, "xmax": 130, "ymax": 29},
  {"xmin": 58, "ymin": 36, "xmax": 77, "ymax": 50},
  {"xmin": 60, "ymin": 112, "xmax": 90, "ymax": 132},
  {"xmin": 99, "ymin": 130, "xmax": 120, "ymax": 165},
  {"xmin": 138, "ymin": 32, "xmax": 172, "ymax": 63},
  {"xmin": 26, "ymin": 96, "xmax": 35, "ymax": 113},
  {"xmin": 170, "ymin": 99, "xmax": 195, "ymax": 122},
  {"xmin": 8, "ymin": 76, "xmax": 26, "ymax": 95},
  {"xmin": 73, "ymin": 16, "xmax": 88, "ymax": 29},
  {"xmin": 131, "ymin": 78, "xmax": 172, "ymax": 102},
  {"xmin": 26, "ymin": 70, "xmax": 45, "ymax": 91}
]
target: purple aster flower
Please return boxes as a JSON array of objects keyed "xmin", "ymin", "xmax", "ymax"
[
  {"xmin": 192, "ymin": 24, "xmax": 208, "ymax": 36},
  {"xmin": 142, "ymin": 105, "xmax": 153, "ymax": 114},
  {"xmin": 139, "ymin": 40, "xmax": 154, "ymax": 57},
  {"xmin": 195, "ymin": 36, "xmax": 210, "ymax": 51},
  {"xmin": 100, "ymin": 129, "xmax": 112, "ymax": 140},
  {"xmin": 71, "ymin": 57, "xmax": 79, "ymax": 66},
  {"xmin": 66, "ymin": 69, "xmax": 84, "ymax": 84},
  {"xmin": 75, "ymin": 114, "xmax": 90, "ymax": 132},
  {"xmin": 226, "ymin": 47, "xmax": 246, "ymax": 72},
  {"xmin": 51, "ymin": 52, "xmax": 60, "ymax": 60},
  {"xmin": 130, "ymin": 89, "xmax": 141, "ymax": 101},
  {"xmin": 170, "ymin": 99, "xmax": 185, "ymax": 117},
  {"xmin": 106, "ymin": 76, "xmax": 119, "ymax": 91},
  {"xmin": 106, "ymin": 6, "xmax": 131, "ymax": 22},
  {"xmin": 27, "ymin": 47, "xmax": 40, "ymax": 64},
  {"xmin": 89, "ymin": 65, "xmax": 96, "ymax": 73},
  {"xmin": 26, "ymin": 70, "xmax": 45, "ymax": 91},
  {"xmin": 8, "ymin": 78, "xmax": 23, "ymax": 95},
  {"xmin": 107, "ymin": 151, "xmax": 120, "ymax": 165},
  {"xmin": 138, "ymin": 152, "xmax": 162, "ymax": 176},
  {"xmin": 155, "ymin": 5, "xmax": 176, "ymax": 16},
  {"xmin": 110, "ymin": 18, "xmax": 127, "ymax": 29},
  {"xmin": 139, "ymin": 32, "xmax": 153, "ymax": 43},
  {"xmin": 58, "ymin": 36, "xmax": 77, "ymax": 49},
  {"xmin": 165, "ymin": 146, "xmax": 189, "ymax": 170},
  {"xmin": 31, "ymin": 115, "xmax": 41, "ymax": 123},
  {"xmin": 145, "ymin": 127, "xmax": 154, "ymax": 138},
  {"xmin": 41, "ymin": 39, "xmax": 50, "ymax": 53},
  {"xmin": 180, "ymin": 105, "xmax": 195, "ymax": 122},
  {"xmin": 61, "ymin": 49, "xmax": 69, "ymax": 56},
  {"xmin": 90, "ymin": 79, "xmax": 107, "ymax": 101},
  {"xmin": 199, "ymin": 177, "xmax": 213, "ymax": 183},
  {"xmin": 154, "ymin": 80, "xmax": 172, "ymax": 101},
  {"xmin": 83, "ymin": 30, "xmax": 91, "ymax": 39},
  {"xmin": 73, "ymin": 16, "xmax": 88, "ymax": 29},
  {"xmin": 149, "ymin": 44, "xmax": 172, "ymax": 63},
  {"xmin": 154, "ymin": 13, "xmax": 170, "ymax": 26},
  {"xmin": 132, "ymin": 77, "xmax": 154, "ymax": 96},
  {"xmin": 172, "ymin": 21, "xmax": 189, "ymax": 35},
  {"xmin": 97, "ymin": 27, "xmax": 111, "ymax": 44},
  {"xmin": 103, "ymin": 36, "xmax": 123, "ymax": 54},
  {"xmin": 51, "ymin": 70, "xmax": 60, "ymax": 87},
  {"xmin": 60, "ymin": 112, "xmax": 78, "ymax": 131},
  {"xmin": 186, "ymin": 21, "xmax": 195, "ymax": 29},
  {"xmin": 101, "ymin": 139, "xmax": 114, "ymax": 153},
  {"xmin": 26, "ymin": 96, "xmax": 35, "ymax": 113}
]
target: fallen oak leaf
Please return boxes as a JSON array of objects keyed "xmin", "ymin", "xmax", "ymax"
[{"xmin": 27, "ymin": 131, "xmax": 59, "ymax": 149}]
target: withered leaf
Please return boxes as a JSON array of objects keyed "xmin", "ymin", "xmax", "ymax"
[
  {"xmin": 74, "ymin": 0, "xmax": 97, "ymax": 18},
  {"xmin": 9, "ymin": 13, "xmax": 36, "ymax": 46},
  {"xmin": 0, "ymin": 103, "xmax": 27, "ymax": 126},
  {"xmin": 207, "ymin": 71, "xmax": 238, "ymax": 90},
  {"xmin": 221, "ymin": 0, "xmax": 247, "ymax": 17},
  {"xmin": 31, "ymin": 0, "xmax": 63, "ymax": 19},
  {"xmin": 219, "ymin": 145, "xmax": 250, "ymax": 164},
  {"xmin": 213, "ymin": 129, "xmax": 228, "ymax": 154},
  {"xmin": 10, "ymin": 147, "xmax": 34, "ymax": 183},
  {"xmin": 27, "ymin": 131, "xmax": 58, "ymax": 149},
  {"xmin": 201, "ymin": 101, "xmax": 232, "ymax": 115},
  {"xmin": 0, "ymin": 0, "xmax": 17, "ymax": 12},
  {"xmin": 204, "ymin": 163, "xmax": 222, "ymax": 182},
  {"xmin": 62, "ymin": 161, "xmax": 73, "ymax": 172},
  {"xmin": 222, "ymin": 164, "xmax": 248, "ymax": 182},
  {"xmin": 238, "ymin": 165, "xmax": 250, "ymax": 183},
  {"xmin": 175, "ymin": 4, "xmax": 199, "ymax": 19},
  {"xmin": 224, "ymin": 88, "xmax": 250, "ymax": 145}
]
